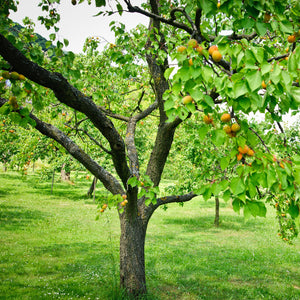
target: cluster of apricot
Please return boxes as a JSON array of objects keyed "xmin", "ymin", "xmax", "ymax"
[
  {"xmin": 220, "ymin": 113, "xmax": 240, "ymax": 137},
  {"xmin": 236, "ymin": 144, "xmax": 254, "ymax": 161},
  {"xmin": 177, "ymin": 39, "xmax": 222, "ymax": 63},
  {"xmin": 100, "ymin": 203, "xmax": 108, "ymax": 213},
  {"xmin": 2, "ymin": 71, "xmax": 25, "ymax": 81},
  {"xmin": 120, "ymin": 194, "xmax": 128, "ymax": 207}
]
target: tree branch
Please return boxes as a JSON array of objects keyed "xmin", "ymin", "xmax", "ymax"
[
  {"xmin": 0, "ymin": 97, "xmax": 124, "ymax": 195},
  {"xmin": 0, "ymin": 33, "xmax": 131, "ymax": 187}
]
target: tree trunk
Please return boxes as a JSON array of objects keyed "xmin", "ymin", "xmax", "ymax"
[
  {"xmin": 119, "ymin": 214, "xmax": 147, "ymax": 297},
  {"xmin": 61, "ymin": 163, "xmax": 70, "ymax": 181},
  {"xmin": 214, "ymin": 196, "xmax": 220, "ymax": 227},
  {"xmin": 87, "ymin": 177, "xmax": 97, "ymax": 197}
]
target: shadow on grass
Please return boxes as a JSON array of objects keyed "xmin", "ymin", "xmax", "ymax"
[
  {"xmin": 0, "ymin": 204, "xmax": 47, "ymax": 231},
  {"xmin": 162, "ymin": 214, "xmax": 265, "ymax": 233}
]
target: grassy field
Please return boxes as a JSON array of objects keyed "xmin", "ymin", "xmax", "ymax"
[{"xmin": 0, "ymin": 171, "xmax": 299, "ymax": 299}]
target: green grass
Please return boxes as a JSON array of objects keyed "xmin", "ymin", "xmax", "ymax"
[{"xmin": 0, "ymin": 171, "xmax": 300, "ymax": 299}]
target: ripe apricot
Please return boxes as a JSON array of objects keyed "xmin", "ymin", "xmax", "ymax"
[
  {"xmin": 247, "ymin": 149, "xmax": 254, "ymax": 156},
  {"xmin": 220, "ymin": 113, "xmax": 231, "ymax": 123},
  {"xmin": 18, "ymin": 74, "xmax": 26, "ymax": 80},
  {"xmin": 238, "ymin": 145, "xmax": 250, "ymax": 154},
  {"xmin": 177, "ymin": 46, "xmax": 186, "ymax": 53},
  {"xmin": 182, "ymin": 95, "xmax": 193, "ymax": 105},
  {"xmin": 212, "ymin": 50, "xmax": 222, "ymax": 62},
  {"xmin": 261, "ymin": 80, "xmax": 267, "ymax": 89},
  {"xmin": 287, "ymin": 35, "xmax": 296, "ymax": 43},
  {"xmin": 231, "ymin": 123, "xmax": 240, "ymax": 132},
  {"xmin": 187, "ymin": 39, "xmax": 198, "ymax": 48},
  {"xmin": 195, "ymin": 45, "xmax": 203, "ymax": 55},
  {"xmin": 188, "ymin": 58, "xmax": 193, "ymax": 66},
  {"xmin": 223, "ymin": 125, "xmax": 232, "ymax": 134},
  {"xmin": 208, "ymin": 45, "xmax": 218, "ymax": 55},
  {"xmin": 217, "ymin": 2, "xmax": 221, "ymax": 9},
  {"xmin": 203, "ymin": 114, "xmax": 213, "ymax": 124},
  {"xmin": 237, "ymin": 153, "xmax": 243, "ymax": 161}
]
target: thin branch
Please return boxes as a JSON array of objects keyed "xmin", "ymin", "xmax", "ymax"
[
  {"xmin": 0, "ymin": 97, "xmax": 124, "ymax": 195},
  {"xmin": 227, "ymin": 32, "xmax": 258, "ymax": 41},
  {"xmin": 267, "ymin": 53, "xmax": 289, "ymax": 63},
  {"xmin": 98, "ymin": 106, "xmax": 130, "ymax": 122},
  {"xmin": 248, "ymin": 127, "xmax": 271, "ymax": 153}
]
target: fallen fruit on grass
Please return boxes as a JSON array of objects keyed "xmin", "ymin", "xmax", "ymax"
[
  {"xmin": 182, "ymin": 95, "xmax": 193, "ymax": 105},
  {"xmin": 220, "ymin": 113, "xmax": 231, "ymax": 123}
]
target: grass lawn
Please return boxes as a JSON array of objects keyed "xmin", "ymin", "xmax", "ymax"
[{"xmin": 0, "ymin": 171, "xmax": 299, "ymax": 299}]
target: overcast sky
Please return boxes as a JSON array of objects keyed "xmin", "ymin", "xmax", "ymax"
[{"xmin": 10, "ymin": 0, "xmax": 148, "ymax": 53}]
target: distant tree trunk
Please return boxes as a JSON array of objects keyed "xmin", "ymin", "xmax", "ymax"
[
  {"xmin": 119, "ymin": 212, "xmax": 147, "ymax": 296},
  {"xmin": 60, "ymin": 163, "xmax": 70, "ymax": 181},
  {"xmin": 3, "ymin": 162, "xmax": 7, "ymax": 172},
  {"xmin": 32, "ymin": 162, "xmax": 35, "ymax": 172},
  {"xmin": 87, "ymin": 177, "xmax": 97, "ymax": 197},
  {"xmin": 214, "ymin": 196, "xmax": 220, "ymax": 227},
  {"xmin": 51, "ymin": 169, "xmax": 55, "ymax": 194}
]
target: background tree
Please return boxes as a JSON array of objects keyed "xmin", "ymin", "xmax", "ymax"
[{"xmin": 0, "ymin": 0, "xmax": 300, "ymax": 297}]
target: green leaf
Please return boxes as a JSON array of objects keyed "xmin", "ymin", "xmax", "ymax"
[
  {"xmin": 222, "ymin": 189, "xmax": 231, "ymax": 202},
  {"xmin": 198, "ymin": 126, "xmax": 209, "ymax": 141},
  {"xmin": 255, "ymin": 22, "xmax": 268, "ymax": 36},
  {"xmin": 233, "ymin": 81, "xmax": 248, "ymax": 98},
  {"xmin": 232, "ymin": 198, "xmax": 242, "ymax": 213},
  {"xmin": 211, "ymin": 129, "xmax": 226, "ymax": 147},
  {"xmin": 164, "ymin": 67, "xmax": 175, "ymax": 80},
  {"xmin": 288, "ymin": 86, "xmax": 300, "ymax": 104},
  {"xmin": 230, "ymin": 177, "xmax": 245, "ymax": 195},
  {"xmin": 128, "ymin": 176, "xmax": 138, "ymax": 187},
  {"xmin": 246, "ymin": 70, "xmax": 262, "ymax": 91},
  {"xmin": 63, "ymin": 39, "xmax": 69, "ymax": 47},
  {"xmin": 203, "ymin": 95, "xmax": 214, "ymax": 107},
  {"xmin": 288, "ymin": 203, "xmax": 299, "ymax": 219},
  {"xmin": 220, "ymin": 156, "xmax": 230, "ymax": 171},
  {"xmin": 95, "ymin": 0, "xmax": 106, "ymax": 7}
]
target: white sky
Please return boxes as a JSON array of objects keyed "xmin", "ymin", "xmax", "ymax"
[{"xmin": 10, "ymin": 0, "xmax": 148, "ymax": 53}]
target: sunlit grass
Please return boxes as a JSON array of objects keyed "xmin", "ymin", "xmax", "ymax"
[{"xmin": 0, "ymin": 171, "xmax": 299, "ymax": 299}]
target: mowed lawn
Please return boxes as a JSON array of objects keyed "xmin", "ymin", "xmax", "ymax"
[{"xmin": 0, "ymin": 171, "xmax": 299, "ymax": 299}]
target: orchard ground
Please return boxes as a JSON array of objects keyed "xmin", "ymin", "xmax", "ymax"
[{"xmin": 0, "ymin": 169, "xmax": 299, "ymax": 300}]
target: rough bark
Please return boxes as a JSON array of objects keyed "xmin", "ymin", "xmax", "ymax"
[{"xmin": 119, "ymin": 213, "xmax": 148, "ymax": 296}]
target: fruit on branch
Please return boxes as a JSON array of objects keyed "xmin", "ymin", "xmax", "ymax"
[
  {"xmin": 8, "ymin": 96, "xmax": 18, "ymax": 109},
  {"xmin": 187, "ymin": 39, "xmax": 198, "ymax": 48},
  {"xmin": 217, "ymin": 2, "xmax": 221, "ymax": 9},
  {"xmin": 264, "ymin": 13, "xmax": 271, "ymax": 23},
  {"xmin": 182, "ymin": 95, "xmax": 193, "ymax": 105},
  {"xmin": 188, "ymin": 58, "xmax": 193, "ymax": 66},
  {"xmin": 287, "ymin": 35, "xmax": 296, "ymax": 43},
  {"xmin": 237, "ymin": 153, "xmax": 243, "ymax": 161},
  {"xmin": 223, "ymin": 125, "xmax": 232, "ymax": 134},
  {"xmin": 177, "ymin": 46, "xmax": 186, "ymax": 53},
  {"xmin": 122, "ymin": 194, "xmax": 127, "ymax": 200},
  {"xmin": 208, "ymin": 45, "xmax": 218, "ymax": 56},
  {"xmin": 2, "ymin": 71, "xmax": 10, "ymax": 79},
  {"xmin": 121, "ymin": 200, "xmax": 128, "ymax": 207},
  {"xmin": 18, "ymin": 74, "xmax": 26, "ymax": 80},
  {"xmin": 102, "ymin": 204, "xmax": 108, "ymax": 210},
  {"xmin": 10, "ymin": 72, "xmax": 20, "ymax": 80},
  {"xmin": 203, "ymin": 114, "xmax": 213, "ymax": 124},
  {"xmin": 220, "ymin": 113, "xmax": 231, "ymax": 123},
  {"xmin": 195, "ymin": 45, "xmax": 203, "ymax": 55},
  {"xmin": 261, "ymin": 80, "xmax": 267, "ymax": 89},
  {"xmin": 212, "ymin": 50, "xmax": 222, "ymax": 62},
  {"xmin": 247, "ymin": 148, "xmax": 254, "ymax": 156},
  {"xmin": 238, "ymin": 145, "xmax": 250, "ymax": 154},
  {"xmin": 231, "ymin": 123, "xmax": 240, "ymax": 132}
]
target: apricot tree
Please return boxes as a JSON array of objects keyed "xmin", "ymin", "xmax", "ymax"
[{"xmin": 0, "ymin": 0, "xmax": 300, "ymax": 297}]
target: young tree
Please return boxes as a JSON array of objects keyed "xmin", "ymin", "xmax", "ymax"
[{"xmin": 0, "ymin": 0, "xmax": 300, "ymax": 297}]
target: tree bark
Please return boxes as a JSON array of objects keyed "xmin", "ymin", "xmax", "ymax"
[
  {"xmin": 214, "ymin": 196, "xmax": 220, "ymax": 227},
  {"xmin": 60, "ymin": 163, "xmax": 70, "ymax": 181},
  {"xmin": 119, "ymin": 213, "xmax": 148, "ymax": 296}
]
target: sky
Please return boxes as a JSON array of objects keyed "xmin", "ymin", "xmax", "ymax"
[{"xmin": 10, "ymin": 0, "xmax": 148, "ymax": 53}]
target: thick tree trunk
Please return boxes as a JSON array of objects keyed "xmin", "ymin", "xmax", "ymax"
[
  {"xmin": 119, "ymin": 214, "xmax": 147, "ymax": 296},
  {"xmin": 214, "ymin": 196, "xmax": 220, "ymax": 227}
]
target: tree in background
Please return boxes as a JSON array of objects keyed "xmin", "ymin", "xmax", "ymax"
[{"xmin": 0, "ymin": 0, "xmax": 300, "ymax": 297}]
